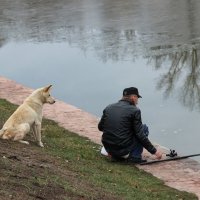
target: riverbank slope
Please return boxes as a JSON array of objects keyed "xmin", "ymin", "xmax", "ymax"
[{"xmin": 0, "ymin": 76, "xmax": 200, "ymax": 198}]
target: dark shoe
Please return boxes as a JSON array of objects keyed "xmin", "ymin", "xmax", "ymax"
[{"xmin": 127, "ymin": 157, "xmax": 147, "ymax": 164}]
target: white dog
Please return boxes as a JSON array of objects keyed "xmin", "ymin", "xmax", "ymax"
[{"xmin": 0, "ymin": 85, "xmax": 55, "ymax": 147}]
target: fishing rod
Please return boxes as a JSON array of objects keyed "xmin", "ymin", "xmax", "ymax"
[{"xmin": 140, "ymin": 149, "xmax": 200, "ymax": 165}]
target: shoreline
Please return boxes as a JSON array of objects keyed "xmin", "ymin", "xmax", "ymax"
[{"xmin": 0, "ymin": 76, "xmax": 200, "ymax": 198}]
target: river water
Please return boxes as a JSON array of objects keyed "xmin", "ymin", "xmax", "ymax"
[{"xmin": 1, "ymin": 0, "xmax": 200, "ymax": 159}]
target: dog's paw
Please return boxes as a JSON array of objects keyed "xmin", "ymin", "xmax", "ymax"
[
  {"xmin": 38, "ymin": 142, "xmax": 44, "ymax": 148},
  {"xmin": 19, "ymin": 140, "xmax": 29, "ymax": 145}
]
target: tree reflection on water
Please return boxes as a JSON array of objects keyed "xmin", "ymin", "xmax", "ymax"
[
  {"xmin": 149, "ymin": 46, "xmax": 200, "ymax": 111},
  {"xmin": 0, "ymin": 0, "xmax": 200, "ymax": 111}
]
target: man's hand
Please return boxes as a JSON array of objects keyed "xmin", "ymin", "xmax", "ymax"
[{"xmin": 155, "ymin": 149, "xmax": 163, "ymax": 160}]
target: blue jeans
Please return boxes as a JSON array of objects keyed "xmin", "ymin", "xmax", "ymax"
[{"xmin": 129, "ymin": 124, "xmax": 149, "ymax": 159}]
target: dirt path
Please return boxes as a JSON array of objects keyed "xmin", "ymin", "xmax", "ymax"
[{"xmin": 0, "ymin": 76, "xmax": 200, "ymax": 199}]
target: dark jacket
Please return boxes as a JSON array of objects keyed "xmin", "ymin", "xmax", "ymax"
[{"xmin": 98, "ymin": 100, "xmax": 157, "ymax": 156}]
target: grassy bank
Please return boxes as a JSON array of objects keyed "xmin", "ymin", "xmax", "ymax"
[{"xmin": 0, "ymin": 99, "xmax": 197, "ymax": 200}]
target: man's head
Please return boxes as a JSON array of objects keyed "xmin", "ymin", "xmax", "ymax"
[{"xmin": 122, "ymin": 87, "xmax": 142, "ymax": 105}]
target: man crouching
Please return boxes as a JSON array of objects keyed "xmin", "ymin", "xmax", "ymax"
[{"xmin": 98, "ymin": 87, "xmax": 162, "ymax": 164}]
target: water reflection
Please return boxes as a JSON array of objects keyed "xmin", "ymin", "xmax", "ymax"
[
  {"xmin": 1, "ymin": 0, "xmax": 200, "ymax": 113},
  {"xmin": 148, "ymin": 45, "xmax": 200, "ymax": 111}
]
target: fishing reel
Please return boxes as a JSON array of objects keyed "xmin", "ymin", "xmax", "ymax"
[{"xmin": 166, "ymin": 149, "xmax": 178, "ymax": 157}]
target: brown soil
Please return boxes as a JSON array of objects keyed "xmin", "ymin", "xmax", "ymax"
[
  {"xmin": 0, "ymin": 140, "xmax": 64, "ymax": 200},
  {"xmin": 0, "ymin": 139, "xmax": 117, "ymax": 200}
]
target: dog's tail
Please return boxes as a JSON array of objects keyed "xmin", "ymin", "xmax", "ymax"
[{"xmin": 0, "ymin": 127, "xmax": 7, "ymax": 138}]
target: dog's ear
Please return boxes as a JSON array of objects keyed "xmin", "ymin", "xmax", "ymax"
[{"xmin": 43, "ymin": 85, "xmax": 52, "ymax": 92}]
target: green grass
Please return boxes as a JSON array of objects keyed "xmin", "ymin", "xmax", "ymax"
[{"xmin": 0, "ymin": 99, "xmax": 198, "ymax": 200}]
